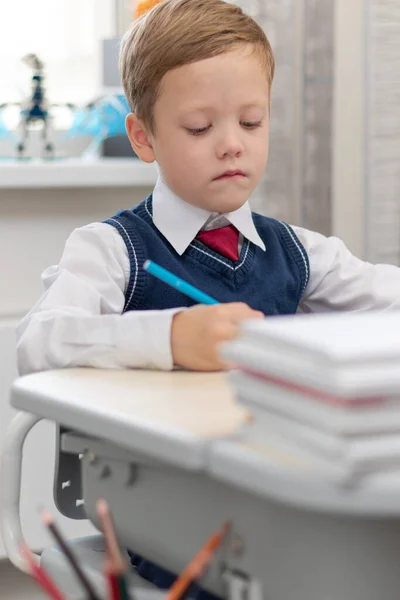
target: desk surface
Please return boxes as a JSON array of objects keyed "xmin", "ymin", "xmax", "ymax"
[
  {"xmin": 11, "ymin": 368, "xmax": 400, "ymax": 514},
  {"xmin": 11, "ymin": 369, "xmax": 247, "ymax": 469}
]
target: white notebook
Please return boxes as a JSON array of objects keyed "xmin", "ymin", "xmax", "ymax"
[
  {"xmin": 242, "ymin": 404, "xmax": 400, "ymax": 477},
  {"xmin": 240, "ymin": 312, "xmax": 400, "ymax": 363},
  {"xmin": 221, "ymin": 312, "xmax": 400, "ymax": 397},
  {"xmin": 230, "ymin": 371, "xmax": 400, "ymax": 436}
]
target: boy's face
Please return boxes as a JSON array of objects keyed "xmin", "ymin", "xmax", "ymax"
[{"xmin": 130, "ymin": 44, "xmax": 270, "ymax": 213}]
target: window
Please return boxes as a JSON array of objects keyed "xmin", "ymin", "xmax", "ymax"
[{"xmin": 0, "ymin": 0, "xmax": 117, "ymax": 106}]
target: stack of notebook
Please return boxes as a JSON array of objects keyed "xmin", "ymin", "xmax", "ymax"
[{"xmin": 221, "ymin": 312, "xmax": 400, "ymax": 483}]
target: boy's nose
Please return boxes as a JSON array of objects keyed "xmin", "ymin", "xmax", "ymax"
[{"xmin": 216, "ymin": 134, "xmax": 244, "ymax": 159}]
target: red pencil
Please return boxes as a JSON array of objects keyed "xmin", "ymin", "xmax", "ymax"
[
  {"xmin": 104, "ymin": 559, "xmax": 121, "ymax": 600},
  {"xmin": 20, "ymin": 543, "xmax": 67, "ymax": 600}
]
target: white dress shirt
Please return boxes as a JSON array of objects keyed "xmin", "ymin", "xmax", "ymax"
[{"xmin": 17, "ymin": 178, "xmax": 400, "ymax": 375}]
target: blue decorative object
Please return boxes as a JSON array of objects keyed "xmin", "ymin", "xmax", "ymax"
[
  {"xmin": 0, "ymin": 107, "xmax": 17, "ymax": 142},
  {"xmin": 65, "ymin": 93, "xmax": 130, "ymax": 157}
]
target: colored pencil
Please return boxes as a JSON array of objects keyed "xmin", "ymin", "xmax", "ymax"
[
  {"xmin": 166, "ymin": 522, "xmax": 231, "ymax": 600},
  {"xmin": 104, "ymin": 557, "xmax": 132, "ymax": 600},
  {"xmin": 118, "ymin": 574, "xmax": 131, "ymax": 600},
  {"xmin": 96, "ymin": 499, "xmax": 127, "ymax": 573},
  {"xmin": 144, "ymin": 260, "xmax": 219, "ymax": 305},
  {"xmin": 20, "ymin": 542, "xmax": 67, "ymax": 600},
  {"xmin": 104, "ymin": 560, "xmax": 121, "ymax": 600},
  {"xmin": 40, "ymin": 509, "xmax": 101, "ymax": 600}
]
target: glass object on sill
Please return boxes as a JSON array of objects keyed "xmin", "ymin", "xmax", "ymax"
[{"xmin": 64, "ymin": 93, "xmax": 136, "ymax": 159}]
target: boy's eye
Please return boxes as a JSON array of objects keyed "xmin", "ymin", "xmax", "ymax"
[
  {"xmin": 241, "ymin": 120, "xmax": 263, "ymax": 130},
  {"xmin": 187, "ymin": 126, "xmax": 211, "ymax": 136}
]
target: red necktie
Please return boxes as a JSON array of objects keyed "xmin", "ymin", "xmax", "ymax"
[{"xmin": 196, "ymin": 224, "xmax": 240, "ymax": 262}]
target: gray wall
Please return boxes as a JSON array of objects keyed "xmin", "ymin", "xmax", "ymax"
[
  {"xmin": 242, "ymin": 0, "xmax": 334, "ymax": 234},
  {"xmin": 366, "ymin": 0, "xmax": 400, "ymax": 264}
]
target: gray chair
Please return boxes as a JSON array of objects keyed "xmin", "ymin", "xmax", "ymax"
[{"xmin": 0, "ymin": 414, "xmax": 161, "ymax": 600}]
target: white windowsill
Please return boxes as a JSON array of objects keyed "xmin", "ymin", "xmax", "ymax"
[{"xmin": 0, "ymin": 158, "xmax": 158, "ymax": 189}]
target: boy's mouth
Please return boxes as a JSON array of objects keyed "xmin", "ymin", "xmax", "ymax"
[{"xmin": 213, "ymin": 170, "xmax": 246, "ymax": 181}]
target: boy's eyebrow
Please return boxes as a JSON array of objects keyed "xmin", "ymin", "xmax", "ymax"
[
  {"xmin": 180, "ymin": 101, "xmax": 268, "ymax": 114},
  {"xmin": 240, "ymin": 102, "xmax": 269, "ymax": 110}
]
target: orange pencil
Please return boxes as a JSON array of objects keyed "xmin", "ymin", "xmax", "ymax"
[{"xmin": 166, "ymin": 522, "xmax": 231, "ymax": 600}]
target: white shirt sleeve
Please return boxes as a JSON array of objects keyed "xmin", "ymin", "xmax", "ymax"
[
  {"xmin": 293, "ymin": 226, "xmax": 400, "ymax": 312},
  {"xmin": 16, "ymin": 223, "xmax": 182, "ymax": 375}
]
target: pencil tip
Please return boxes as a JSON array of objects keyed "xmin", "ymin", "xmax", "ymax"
[
  {"xmin": 40, "ymin": 509, "xmax": 54, "ymax": 525},
  {"xmin": 96, "ymin": 498, "xmax": 109, "ymax": 515},
  {"xmin": 19, "ymin": 543, "xmax": 33, "ymax": 566},
  {"xmin": 19, "ymin": 542, "xmax": 28, "ymax": 553},
  {"xmin": 143, "ymin": 260, "xmax": 150, "ymax": 270}
]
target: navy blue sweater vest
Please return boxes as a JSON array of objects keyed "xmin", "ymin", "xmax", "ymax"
[{"xmin": 104, "ymin": 195, "xmax": 309, "ymax": 315}]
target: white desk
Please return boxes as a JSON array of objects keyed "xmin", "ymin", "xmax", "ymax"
[
  {"xmin": 7, "ymin": 369, "xmax": 400, "ymax": 600},
  {"xmin": 10, "ymin": 368, "xmax": 400, "ymax": 511},
  {"xmin": 11, "ymin": 369, "xmax": 247, "ymax": 469}
]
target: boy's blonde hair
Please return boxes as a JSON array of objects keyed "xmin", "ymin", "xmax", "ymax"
[{"xmin": 120, "ymin": 0, "xmax": 275, "ymax": 133}]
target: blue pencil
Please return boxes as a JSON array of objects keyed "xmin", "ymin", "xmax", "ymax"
[{"xmin": 143, "ymin": 260, "xmax": 219, "ymax": 305}]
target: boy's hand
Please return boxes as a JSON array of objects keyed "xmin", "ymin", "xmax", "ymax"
[{"xmin": 171, "ymin": 303, "xmax": 263, "ymax": 371}]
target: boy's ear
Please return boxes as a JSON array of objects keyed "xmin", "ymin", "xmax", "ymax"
[{"xmin": 126, "ymin": 113, "xmax": 156, "ymax": 163}]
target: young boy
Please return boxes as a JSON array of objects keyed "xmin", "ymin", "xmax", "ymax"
[{"xmin": 16, "ymin": 0, "xmax": 400, "ymax": 595}]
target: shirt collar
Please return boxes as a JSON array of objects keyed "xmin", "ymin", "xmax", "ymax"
[{"xmin": 152, "ymin": 176, "xmax": 266, "ymax": 256}]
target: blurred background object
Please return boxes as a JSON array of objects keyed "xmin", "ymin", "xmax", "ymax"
[{"xmin": 0, "ymin": 53, "xmax": 76, "ymax": 159}]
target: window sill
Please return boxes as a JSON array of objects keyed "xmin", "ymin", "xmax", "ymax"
[{"xmin": 0, "ymin": 158, "xmax": 158, "ymax": 189}]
